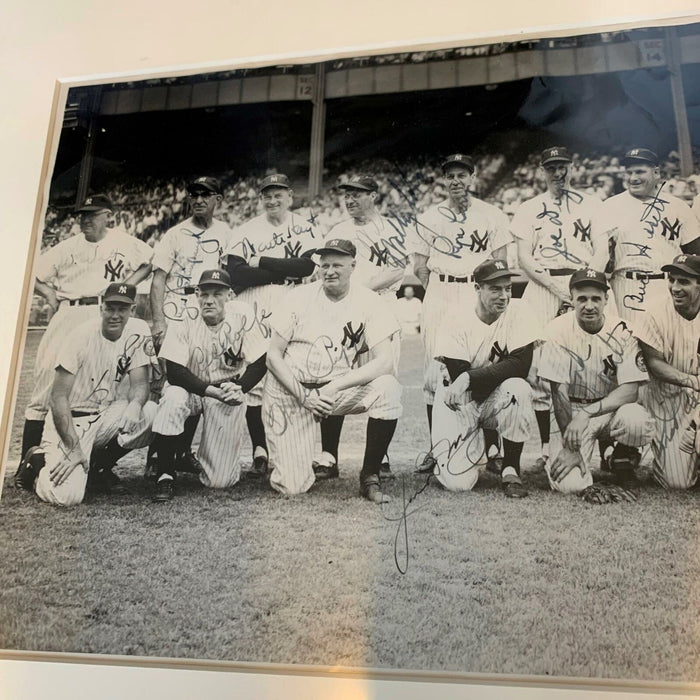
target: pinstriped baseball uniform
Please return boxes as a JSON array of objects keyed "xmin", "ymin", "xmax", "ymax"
[
  {"xmin": 430, "ymin": 299, "xmax": 539, "ymax": 491},
  {"xmin": 538, "ymin": 312, "xmax": 654, "ymax": 493},
  {"xmin": 34, "ymin": 316, "xmax": 155, "ymax": 506},
  {"xmin": 328, "ymin": 214, "xmax": 409, "ymax": 371},
  {"xmin": 224, "ymin": 210, "xmax": 323, "ymax": 406},
  {"xmin": 410, "ymin": 198, "xmax": 512, "ymax": 403},
  {"xmin": 634, "ymin": 293, "xmax": 700, "ymax": 489},
  {"xmin": 262, "ymin": 281, "xmax": 402, "ymax": 495},
  {"xmin": 152, "ymin": 217, "xmax": 234, "ymax": 324},
  {"xmin": 26, "ymin": 230, "xmax": 153, "ymax": 421},
  {"xmin": 153, "ymin": 301, "xmax": 266, "ymax": 488},
  {"xmin": 604, "ymin": 187, "xmax": 700, "ymax": 320}
]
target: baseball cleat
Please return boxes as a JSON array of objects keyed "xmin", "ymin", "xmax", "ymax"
[
  {"xmin": 486, "ymin": 455, "xmax": 504, "ymax": 475},
  {"xmin": 605, "ymin": 443, "xmax": 641, "ymax": 484},
  {"xmin": 501, "ymin": 474, "xmax": 528, "ymax": 498},
  {"xmin": 87, "ymin": 468, "xmax": 129, "ymax": 495},
  {"xmin": 532, "ymin": 455, "xmax": 549, "ymax": 473},
  {"xmin": 14, "ymin": 446, "xmax": 43, "ymax": 491},
  {"xmin": 174, "ymin": 451, "xmax": 203, "ymax": 475},
  {"xmin": 360, "ymin": 476, "xmax": 390, "ymax": 504},
  {"xmin": 250, "ymin": 449, "xmax": 269, "ymax": 478},
  {"xmin": 313, "ymin": 461, "xmax": 339, "ymax": 480},
  {"xmin": 379, "ymin": 460, "xmax": 395, "ymax": 481},
  {"xmin": 152, "ymin": 477, "xmax": 174, "ymax": 503}
]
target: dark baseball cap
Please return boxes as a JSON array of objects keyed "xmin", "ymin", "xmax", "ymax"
[
  {"xmin": 197, "ymin": 269, "xmax": 232, "ymax": 288},
  {"xmin": 76, "ymin": 194, "xmax": 113, "ymax": 213},
  {"xmin": 102, "ymin": 282, "xmax": 136, "ymax": 304},
  {"xmin": 187, "ymin": 176, "xmax": 222, "ymax": 195},
  {"xmin": 622, "ymin": 148, "xmax": 659, "ymax": 167},
  {"xmin": 338, "ymin": 175, "xmax": 379, "ymax": 192},
  {"xmin": 661, "ymin": 254, "xmax": 700, "ymax": 278},
  {"xmin": 473, "ymin": 259, "xmax": 516, "ymax": 284},
  {"xmin": 569, "ymin": 268, "xmax": 609, "ymax": 291},
  {"xmin": 540, "ymin": 147, "xmax": 572, "ymax": 166},
  {"xmin": 441, "ymin": 154, "xmax": 475, "ymax": 173},
  {"xmin": 259, "ymin": 174, "xmax": 291, "ymax": 192},
  {"xmin": 316, "ymin": 239, "xmax": 357, "ymax": 258}
]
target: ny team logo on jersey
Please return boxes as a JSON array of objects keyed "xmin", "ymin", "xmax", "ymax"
[
  {"xmin": 104, "ymin": 258, "xmax": 125, "ymax": 282},
  {"xmin": 341, "ymin": 322, "xmax": 365, "ymax": 350},
  {"xmin": 572, "ymin": 219, "xmax": 591, "ymax": 243},
  {"xmin": 602, "ymin": 354, "xmax": 617, "ymax": 379},
  {"xmin": 284, "ymin": 241, "xmax": 303, "ymax": 258},
  {"xmin": 116, "ymin": 353, "xmax": 132, "ymax": 382},
  {"xmin": 660, "ymin": 217, "xmax": 681, "ymax": 241},
  {"xmin": 223, "ymin": 346, "xmax": 242, "ymax": 367},
  {"xmin": 368, "ymin": 244, "xmax": 389, "ymax": 267},
  {"xmin": 488, "ymin": 341, "xmax": 509, "ymax": 363}
]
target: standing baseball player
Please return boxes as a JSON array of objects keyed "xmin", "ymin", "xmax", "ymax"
[
  {"xmin": 411, "ymin": 154, "xmax": 512, "ymax": 470},
  {"xmin": 314, "ymin": 175, "xmax": 410, "ymax": 480},
  {"xmin": 15, "ymin": 283, "xmax": 156, "ymax": 506},
  {"xmin": 150, "ymin": 269, "xmax": 267, "ymax": 502},
  {"xmin": 221, "ymin": 173, "xmax": 320, "ymax": 476},
  {"xmin": 538, "ymin": 270, "xmax": 654, "ymax": 494},
  {"xmin": 634, "ymin": 254, "xmax": 700, "ymax": 489},
  {"xmin": 604, "ymin": 148, "xmax": 700, "ymax": 321},
  {"xmin": 511, "ymin": 147, "xmax": 611, "ymax": 473},
  {"xmin": 149, "ymin": 176, "xmax": 234, "ymax": 472},
  {"xmin": 22, "ymin": 194, "xmax": 153, "ymax": 461},
  {"xmin": 431, "ymin": 260, "xmax": 538, "ymax": 497},
  {"xmin": 262, "ymin": 239, "xmax": 402, "ymax": 503}
]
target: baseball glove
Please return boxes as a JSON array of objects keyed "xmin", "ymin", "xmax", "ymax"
[{"xmin": 580, "ymin": 483, "xmax": 637, "ymax": 504}]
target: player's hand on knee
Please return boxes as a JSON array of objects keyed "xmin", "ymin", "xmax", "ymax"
[
  {"xmin": 563, "ymin": 411, "xmax": 588, "ymax": 451},
  {"xmin": 152, "ymin": 319, "xmax": 167, "ymax": 351},
  {"xmin": 50, "ymin": 447, "xmax": 89, "ymax": 486},
  {"xmin": 443, "ymin": 373, "xmax": 470, "ymax": 411},
  {"xmin": 118, "ymin": 400, "xmax": 143, "ymax": 434},
  {"xmin": 550, "ymin": 447, "xmax": 584, "ymax": 482},
  {"xmin": 219, "ymin": 382, "xmax": 244, "ymax": 405},
  {"xmin": 302, "ymin": 391, "xmax": 334, "ymax": 419}
]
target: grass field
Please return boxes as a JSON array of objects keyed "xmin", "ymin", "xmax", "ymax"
[{"xmin": 1, "ymin": 330, "xmax": 700, "ymax": 682}]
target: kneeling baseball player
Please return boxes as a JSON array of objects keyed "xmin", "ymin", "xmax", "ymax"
[
  {"xmin": 150, "ymin": 269, "xmax": 267, "ymax": 502},
  {"xmin": 431, "ymin": 260, "xmax": 539, "ymax": 497},
  {"xmin": 538, "ymin": 270, "xmax": 654, "ymax": 496},
  {"xmin": 262, "ymin": 239, "xmax": 402, "ymax": 503},
  {"xmin": 634, "ymin": 254, "xmax": 700, "ymax": 489},
  {"xmin": 15, "ymin": 283, "xmax": 157, "ymax": 506}
]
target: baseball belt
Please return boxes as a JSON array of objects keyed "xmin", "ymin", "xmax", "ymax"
[
  {"xmin": 269, "ymin": 279, "xmax": 303, "ymax": 286},
  {"xmin": 570, "ymin": 396, "xmax": 603, "ymax": 405},
  {"xmin": 622, "ymin": 271, "xmax": 665, "ymax": 280},
  {"xmin": 64, "ymin": 296, "xmax": 100, "ymax": 307},
  {"xmin": 546, "ymin": 268, "xmax": 578, "ymax": 277},
  {"xmin": 437, "ymin": 274, "xmax": 474, "ymax": 283},
  {"xmin": 300, "ymin": 380, "xmax": 331, "ymax": 390},
  {"xmin": 71, "ymin": 410, "xmax": 100, "ymax": 417}
]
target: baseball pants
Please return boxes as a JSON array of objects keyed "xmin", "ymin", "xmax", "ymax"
[
  {"xmin": 610, "ymin": 273, "xmax": 666, "ymax": 323},
  {"xmin": 644, "ymin": 388, "xmax": 699, "ymax": 489},
  {"xmin": 431, "ymin": 377, "xmax": 534, "ymax": 491},
  {"xmin": 34, "ymin": 399, "xmax": 157, "ymax": 506},
  {"xmin": 25, "ymin": 304, "xmax": 100, "ymax": 421},
  {"xmin": 421, "ymin": 277, "xmax": 477, "ymax": 404},
  {"xmin": 152, "ymin": 384, "xmax": 247, "ymax": 488},
  {"xmin": 262, "ymin": 372, "xmax": 403, "ymax": 496},
  {"xmin": 546, "ymin": 402, "xmax": 655, "ymax": 494}
]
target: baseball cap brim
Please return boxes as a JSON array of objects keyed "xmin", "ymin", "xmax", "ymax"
[
  {"xmin": 661, "ymin": 262, "xmax": 700, "ymax": 278},
  {"xmin": 197, "ymin": 280, "xmax": 231, "ymax": 289},
  {"xmin": 76, "ymin": 204, "xmax": 111, "ymax": 213},
  {"xmin": 102, "ymin": 293, "xmax": 135, "ymax": 304},
  {"xmin": 316, "ymin": 246, "xmax": 354, "ymax": 256},
  {"xmin": 570, "ymin": 279, "xmax": 609, "ymax": 291},
  {"xmin": 478, "ymin": 270, "xmax": 517, "ymax": 283},
  {"xmin": 338, "ymin": 183, "xmax": 374, "ymax": 191}
]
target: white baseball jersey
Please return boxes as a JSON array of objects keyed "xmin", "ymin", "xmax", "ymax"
[
  {"xmin": 158, "ymin": 301, "xmax": 266, "ymax": 384},
  {"xmin": 410, "ymin": 197, "xmax": 512, "ymax": 276},
  {"xmin": 272, "ymin": 281, "xmax": 399, "ymax": 383},
  {"xmin": 510, "ymin": 188, "xmax": 608, "ymax": 271},
  {"xmin": 604, "ymin": 186, "xmax": 700, "ymax": 273},
  {"xmin": 55, "ymin": 317, "xmax": 152, "ymax": 414},
  {"xmin": 152, "ymin": 217, "xmax": 234, "ymax": 294},
  {"xmin": 36, "ymin": 229, "xmax": 153, "ymax": 299},
  {"xmin": 538, "ymin": 312, "xmax": 647, "ymax": 400},
  {"xmin": 329, "ymin": 215, "xmax": 409, "ymax": 295},
  {"xmin": 225, "ymin": 210, "xmax": 323, "ymax": 264}
]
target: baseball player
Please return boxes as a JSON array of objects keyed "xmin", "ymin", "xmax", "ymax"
[
  {"xmin": 262, "ymin": 239, "xmax": 402, "ymax": 503},
  {"xmin": 150, "ymin": 269, "xmax": 267, "ymax": 502},
  {"xmin": 511, "ymin": 147, "xmax": 611, "ymax": 473},
  {"xmin": 221, "ymin": 173, "xmax": 320, "ymax": 476},
  {"xmin": 149, "ymin": 176, "xmax": 234, "ymax": 473},
  {"xmin": 14, "ymin": 283, "xmax": 156, "ymax": 506},
  {"xmin": 634, "ymin": 254, "xmax": 700, "ymax": 489},
  {"xmin": 411, "ymin": 154, "xmax": 512, "ymax": 470},
  {"xmin": 604, "ymin": 148, "xmax": 700, "ymax": 321},
  {"xmin": 538, "ymin": 270, "xmax": 654, "ymax": 494},
  {"xmin": 314, "ymin": 175, "xmax": 410, "ymax": 480},
  {"xmin": 22, "ymin": 194, "xmax": 153, "ymax": 462},
  {"xmin": 431, "ymin": 260, "xmax": 538, "ymax": 497}
]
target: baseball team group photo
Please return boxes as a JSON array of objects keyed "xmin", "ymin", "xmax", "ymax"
[{"xmin": 2, "ymin": 20, "xmax": 700, "ymax": 686}]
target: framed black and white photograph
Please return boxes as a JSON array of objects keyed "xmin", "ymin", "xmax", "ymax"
[{"xmin": 2, "ymin": 4, "xmax": 700, "ymax": 699}]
